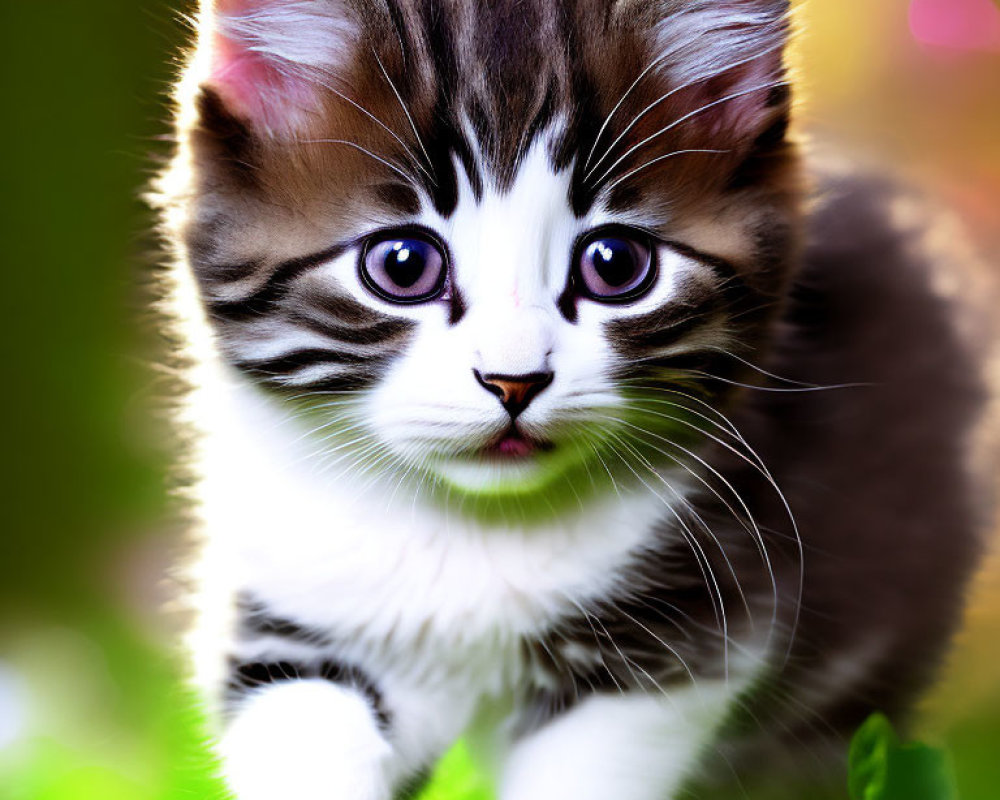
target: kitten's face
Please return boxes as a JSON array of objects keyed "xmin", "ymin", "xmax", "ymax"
[{"xmin": 165, "ymin": 0, "xmax": 800, "ymax": 518}]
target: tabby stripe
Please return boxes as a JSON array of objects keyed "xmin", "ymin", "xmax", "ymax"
[
  {"xmin": 245, "ymin": 363, "xmax": 389, "ymax": 393},
  {"xmin": 606, "ymin": 242, "xmax": 766, "ymax": 353},
  {"xmin": 207, "ymin": 242, "xmax": 351, "ymax": 321},
  {"xmin": 283, "ymin": 292, "xmax": 416, "ymax": 346},
  {"xmin": 260, "ymin": 371, "xmax": 386, "ymax": 393},
  {"xmin": 302, "ymin": 371, "xmax": 390, "ymax": 394},
  {"xmin": 293, "ymin": 313, "xmax": 413, "ymax": 347},
  {"xmin": 225, "ymin": 658, "xmax": 391, "ymax": 729},
  {"xmin": 414, "ymin": 0, "xmax": 473, "ymax": 216},
  {"xmin": 606, "ymin": 301, "xmax": 720, "ymax": 353},
  {"xmin": 664, "ymin": 241, "xmax": 748, "ymax": 294},
  {"xmin": 237, "ymin": 597, "xmax": 334, "ymax": 646},
  {"xmin": 311, "ymin": 293, "xmax": 402, "ymax": 326},
  {"xmin": 234, "ymin": 348, "xmax": 370, "ymax": 377},
  {"xmin": 672, "ymin": 242, "xmax": 775, "ymax": 328}
]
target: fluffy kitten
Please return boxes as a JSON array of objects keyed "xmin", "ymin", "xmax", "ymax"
[{"xmin": 154, "ymin": 1, "xmax": 991, "ymax": 798}]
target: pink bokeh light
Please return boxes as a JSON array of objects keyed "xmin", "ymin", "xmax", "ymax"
[{"xmin": 909, "ymin": 0, "xmax": 1000, "ymax": 51}]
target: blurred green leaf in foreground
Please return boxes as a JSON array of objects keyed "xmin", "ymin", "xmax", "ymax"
[{"xmin": 849, "ymin": 714, "xmax": 956, "ymax": 800}]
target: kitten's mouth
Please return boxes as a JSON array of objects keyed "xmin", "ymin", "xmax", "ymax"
[
  {"xmin": 426, "ymin": 424, "xmax": 585, "ymax": 496},
  {"xmin": 480, "ymin": 426, "xmax": 555, "ymax": 460}
]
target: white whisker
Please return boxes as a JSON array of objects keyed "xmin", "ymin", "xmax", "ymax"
[
  {"xmin": 584, "ymin": 40, "xmax": 787, "ymax": 182},
  {"xmin": 312, "ymin": 75, "xmax": 434, "ymax": 185},
  {"xmin": 582, "ymin": 49, "xmax": 678, "ymax": 173},
  {"xmin": 371, "ymin": 48, "xmax": 437, "ymax": 186},
  {"xmin": 588, "ymin": 80, "xmax": 789, "ymax": 190},
  {"xmin": 599, "ymin": 432, "xmax": 730, "ymax": 678},
  {"xmin": 611, "ymin": 415, "xmax": 778, "ymax": 644},
  {"xmin": 604, "ymin": 149, "xmax": 730, "ymax": 193},
  {"xmin": 669, "ymin": 367, "xmax": 874, "ymax": 393},
  {"xmin": 301, "ymin": 138, "xmax": 415, "ymax": 184}
]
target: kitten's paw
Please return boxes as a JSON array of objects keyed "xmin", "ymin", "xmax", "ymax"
[{"xmin": 219, "ymin": 678, "xmax": 393, "ymax": 800}]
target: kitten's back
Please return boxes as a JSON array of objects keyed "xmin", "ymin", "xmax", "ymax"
[{"xmin": 704, "ymin": 160, "xmax": 997, "ymax": 788}]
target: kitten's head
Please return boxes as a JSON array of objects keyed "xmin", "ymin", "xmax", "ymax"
[{"xmin": 162, "ymin": 0, "xmax": 801, "ymax": 520}]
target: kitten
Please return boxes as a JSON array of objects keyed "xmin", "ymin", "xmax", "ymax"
[{"xmin": 154, "ymin": 1, "xmax": 991, "ymax": 798}]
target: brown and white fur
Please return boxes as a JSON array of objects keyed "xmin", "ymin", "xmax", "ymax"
[{"xmin": 154, "ymin": 1, "xmax": 992, "ymax": 798}]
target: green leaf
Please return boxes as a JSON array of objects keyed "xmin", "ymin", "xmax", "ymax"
[
  {"xmin": 849, "ymin": 714, "xmax": 957, "ymax": 800},
  {"xmin": 417, "ymin": 741, "xmax": 494, "ymax": 800}
]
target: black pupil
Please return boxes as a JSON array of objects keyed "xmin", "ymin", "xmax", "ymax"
[
  {"xmin": 590, "ymin": 239, "xmax": 637, "ymax": 287},
  {"xmin": 384, "ymin": 241, "xmax": 428, "ymax": 288}
]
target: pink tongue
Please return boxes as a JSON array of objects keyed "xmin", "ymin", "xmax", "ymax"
[{"xmin": 497, "ymin": 436, "xmax": 533, "ymax": 457}]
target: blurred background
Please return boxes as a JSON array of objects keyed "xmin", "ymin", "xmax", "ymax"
[{"xmin": 0, "ymin": 1, "xmax": 997, "ymax": 798}]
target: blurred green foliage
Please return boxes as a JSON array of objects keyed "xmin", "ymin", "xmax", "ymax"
[
  {"xmin": 418, "ymin": 743, "xmax": 494, "ymax": 800},
  {"xmin": 849, "ymin": 715, "xmax": 955, "ymax": 800},
  {"xmin": 0, "ymin": 0, "xmax": 182, "ymax": 619},
  {"xmin": 0, "ymin": 0, "xmax": 200, "ymax": 796}
]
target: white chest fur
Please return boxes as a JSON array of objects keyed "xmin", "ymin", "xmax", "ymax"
[{"xmin": 187, "ymin": 362, "xmax": 671, "ymax": 695}]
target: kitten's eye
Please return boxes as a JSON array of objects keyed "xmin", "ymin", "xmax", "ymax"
[
  {"xmin": 361, "ymin": 234, "xmax": 446, "ymax": 303},
  {"xmin": 575, "ymin": 231, "xmax": 655, "ymax": 302}
]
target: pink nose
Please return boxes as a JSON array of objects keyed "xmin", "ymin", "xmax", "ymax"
[{"xmin": 474, "ymin": 370, "xmax": 554, "ymax": 418}]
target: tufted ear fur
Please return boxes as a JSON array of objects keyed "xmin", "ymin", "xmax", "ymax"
[
  {"xmin": 648, "ymin": 0, "xmax": 791, "ymax": 145},
  {"xmin": 201, "ymin": 0, "xmax": 358, "ymax": 136}
]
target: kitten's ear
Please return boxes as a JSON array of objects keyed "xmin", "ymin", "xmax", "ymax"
[
  {"xmin": 649, "ymin": 0, "xmax": 792, "ymax": 143},
  {"xmin": 197, "ymin": 0, "xmax": 358, "ymax": 137}
]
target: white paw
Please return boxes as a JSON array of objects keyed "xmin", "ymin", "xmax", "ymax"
[{"xmin": 219, "ymin": 679, "xmax": 394, "ymax": 800}]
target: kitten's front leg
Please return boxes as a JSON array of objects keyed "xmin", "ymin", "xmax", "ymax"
[
  {"xmin": 219, "ymin": 673, "xmax": 398, "ymax": 800},
  {"xmin": 498, "ymin": 683, "xmax": 740, "ymax": 800}
]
